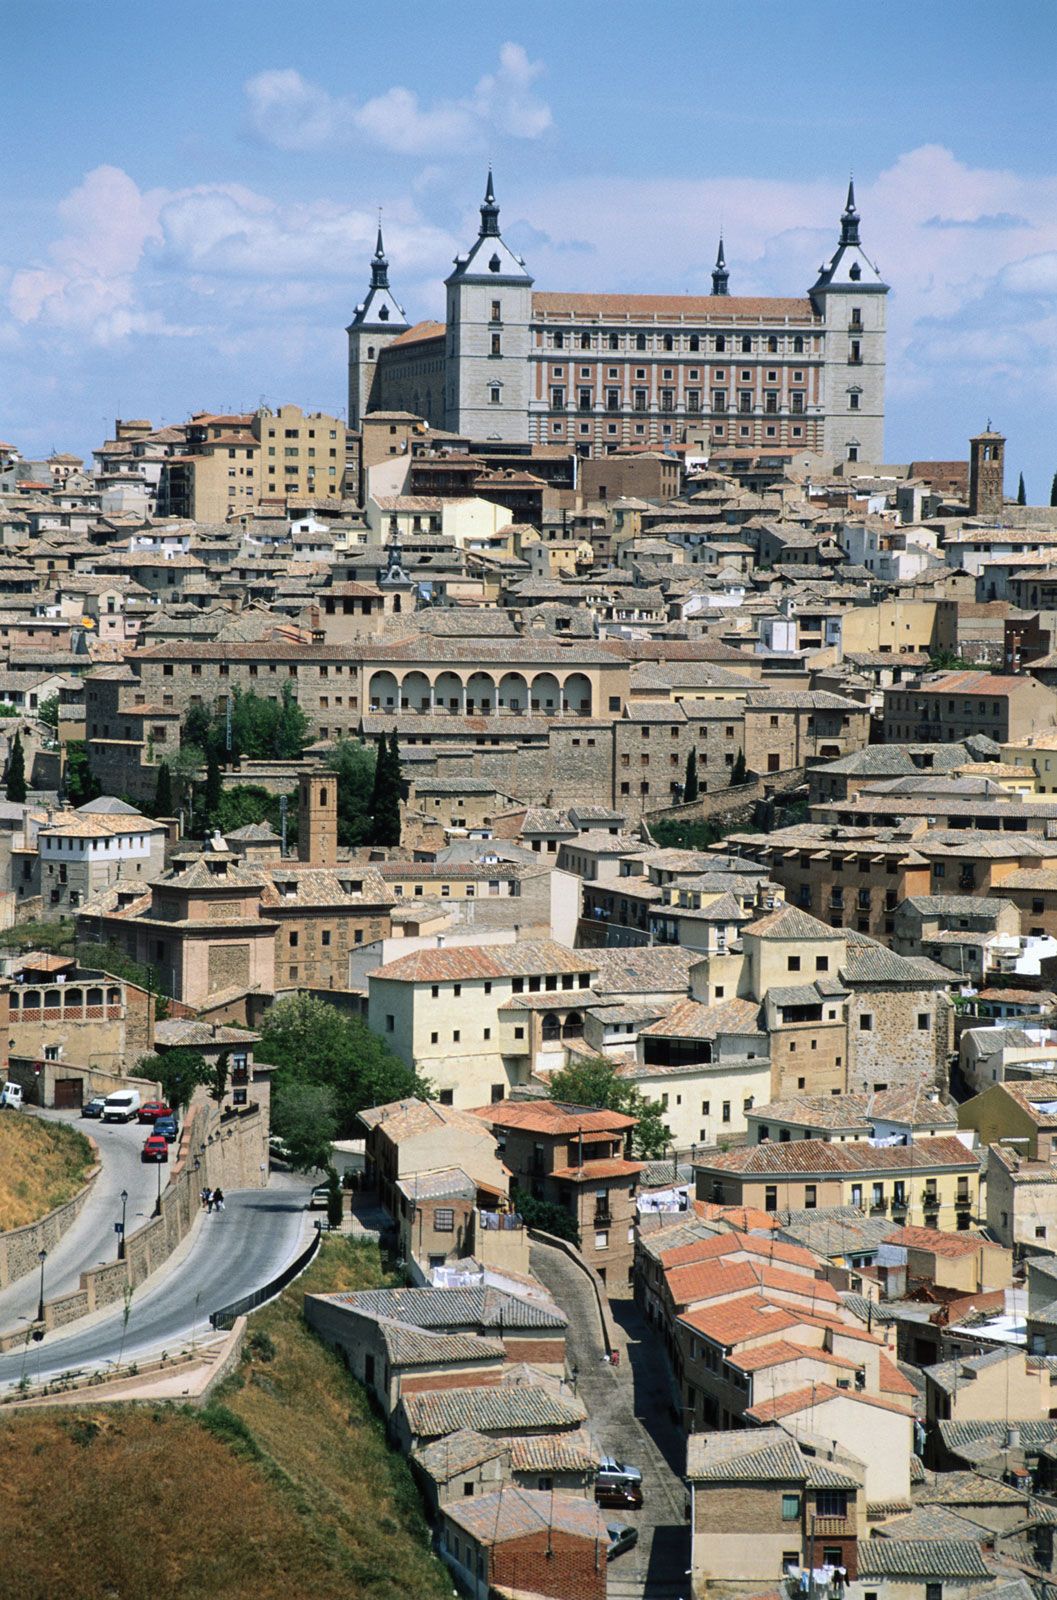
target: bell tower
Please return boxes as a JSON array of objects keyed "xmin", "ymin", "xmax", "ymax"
[
  {"xmin": 969, "ymin": 425, "xmax": 1005, "ymax": 516},
  {"xmin": 346, "ymin": 220, "xmax": 409, "ymax": 431},
  {"xmin": 298, "ymin": 773, "xmax": 338, "ymax": 866}
]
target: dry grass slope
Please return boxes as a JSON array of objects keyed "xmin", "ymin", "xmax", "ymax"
[
  {"xmin": 0, "ymin": 1113, "xmax": 94, "ymax": 1230},
  {"xmin": 0, "ymin": 1237, "xmax": 451, "ymax": 1600}
]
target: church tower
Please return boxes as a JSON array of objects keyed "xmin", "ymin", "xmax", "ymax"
[
  {"xmin": 810, "ymin": 181, "xmax": 888, "ymax": 466},
  {"xmin": 711, "ymin": 237, "xmax": 729, "ymax": 296},
  {"xmin": 444, "ymin": 169, "xmax": 534, "ymax": 443},
  {"xmin": 969, "ymin": 426, "xmax": 1005, "ymax": 516},
  {"xmin": 346, "ymin": 221, "xmax": 409, "ymax": 431}
]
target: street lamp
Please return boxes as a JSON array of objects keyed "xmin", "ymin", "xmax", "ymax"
[
  {"xmin": 118, "ymin": 1188, "xmax": 128, "ymax": 1260},
  {"xmin": 153, "ymin": 1160, "xmax": 163, "ymax": 1218},
  {"xmin": 36, "ymin": 1249, "xmax": 46, "ymax": 1324}
]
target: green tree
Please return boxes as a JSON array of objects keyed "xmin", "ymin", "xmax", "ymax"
[
  {"xmin": 257, "ymin": 992, "xmax": 427, "ymax": 1139},
  {"xmin": 154, "ymin": 761, "xmax": 174, "ymax": 816},
  {"xmin": 274, "ymin": 682, "xmax": 311, "ymax": 760},
  {"xmin": 369, "ymin": 733, "xmax": 402, "ymax": 847},
  {"xmin": 330, "ymin": 738, "xmax": 378, "ymax": 847},
  {"xmin": 326, "ymin": 1166, "xmax": 344, "ymax": 1228},
  {"xmin": 5, "ymin": 733, "xmax": 26, "ymax": 803},
  {"xmin": 64, "ymin": 740, "xmax": 99, "ymax": 807},
  {"xmin": 210, "ymin": 1049, "xmax": 230, "ymax": 1106},
  {"xmin": 271, "ymin": 1078, "xmax": 339, "ymax": 1173},
  {"xmin": 683, "ymin": 747, "xmax": 699, "ymax": 804},
  {"xmin": 547, "ymin": 1056, "xmax": 671, "ymax": 1160},
  {"xmin": 204, "ymin": 752, "xmax": 223, "ymax": 832},
  {"xmin": 137, "ymin": 1047, "xmax": 212, "ymax": 1112},
  {"xmin": 730, "ymin": 749, "xmax": 748, "ymax": 786},
  {"xmin": 511, "ymin": 1185, "xmax": 580, "ymax": 1246},
  {"xmin": 1017, "ymin": 472, "xmax": 1027, "ymax": 506},
  {"xmin": 36, "ymin": 694, "xmax": 59, "ymax": 730},
  {"xmin": 1050, "ymin": 472, "xmax": 1057, "ymax": 508}
]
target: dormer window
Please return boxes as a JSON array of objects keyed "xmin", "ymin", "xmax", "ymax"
[
  {"xmin": 849, "ymin": 262, "xmax": 861, "ymax": 280},
  {"xmin": 488, "ymin": 253, "xmax": 501, "ymax": 272},
  {"xmin": 379, "ymin": 304, "xmax": 389, "ymax": 320}
]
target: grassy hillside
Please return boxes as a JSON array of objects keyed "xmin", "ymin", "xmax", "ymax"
[
  {"xmin": 0, "ymin": 1113, "xmax": 94, "ymax": 1230},
  {"xmin": 0, "ymin": 1236, "xmax": 451, "ymax": 1600}
]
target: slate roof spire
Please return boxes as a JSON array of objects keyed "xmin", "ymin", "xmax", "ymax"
[
  {"xmin": 480, "ymin": 166, "xmax": 501, "ymax": 237},
  {"xmin": 711, "ymin": 235, "xmax": 729, "ymax": 296},
  {"xmin": 840, "ymin": 177, "xmax": 861, "ymax": 247},
  {"xmin": 371, "ymin": 213, "xmax": 390, "ymax": 289}
]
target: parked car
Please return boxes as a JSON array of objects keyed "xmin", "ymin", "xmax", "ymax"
[
  {"xmin": 598, "ymin": 1455, "xmax": 642, "ymax": 1487},
  {"xmin": 309, "ymin": 1184, "xmax": 331, "ymax": 1210},
  {"xmin": 138, "ymin": 1100, "xmax": 172, "ymax": 1124},
  {"xmin": 606, "ymin": 1523, "xmax": 639, "ymax": 1562},
  {"xmin": 269, "ymin": 1135, "xmax": 291, "ymax": 1163},
  {"xmin": 81, "ymin": 1096, "xmax": 107, "ymax": 1119},
  {"xmin": 141, "ymin": 1132, "xmax": 169, "ymax": 1163},
  {"xmin": 102, "ymin": 1090, "xmax": 142, "ymax": 1123},
  {"xmin": 595, "ymin": 1482, "xmax": 643, "ymax": 1510},
  {"xmin": 0, "ymin": 1081, "xmax": 25, "ymax": 1111},
  {"xmin": 154, "ymin": 1115, "xmax": 179, "ymax": 1143}
]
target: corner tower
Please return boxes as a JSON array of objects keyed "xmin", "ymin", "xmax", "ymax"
[
  {"xmin": 346, "ymin": 221, "xmax": 409, "ymax": 431},
  {"xmin": 810, "ymin": 180, "xmax": 888, "ymax": 465},
  {"xmin": 444, "ymin": 169, "xmax": 534, "ymax": 443}
]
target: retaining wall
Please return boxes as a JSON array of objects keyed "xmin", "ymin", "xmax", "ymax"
[
  {"xmin": 528, "ymin": 1228, "xmax": 617, "ymax": 1358},
  {"xmin": 0, "ymin": 1137, "xmax": 101, "ymax": 1290}
]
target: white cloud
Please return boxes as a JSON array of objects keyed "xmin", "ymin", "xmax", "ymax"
[{"xmin": 243, "ymin": 43, "xmax": 551, "ymax": 156}]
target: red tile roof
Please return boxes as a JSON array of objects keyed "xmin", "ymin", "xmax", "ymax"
[
  {"xmin": 879, "ymin": 1353, "xmax": 919, "ymax": 1397},
  {"xmin": 746, "ymin": 1382, "xmax": 914, "ymax": 1423},
  {"xmin": 729, "ymin": 1339, "xmax": 861, "ymax": 1375},
  {"xmin": 474, "ymin": 1102, "xmax": 636, "ymax": 1136},
  {"xmin": 883, "ymin": 1225, "xmax": 1005, "ymax": 1259}
]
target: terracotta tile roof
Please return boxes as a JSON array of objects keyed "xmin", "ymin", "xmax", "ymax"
[
  {"xmin": 657, "ymin": 1230, "xmax": 821, "ymax": 1274},
  {"xmin": 508, "ymin": 1434, "xmax": 600, "ymax": 1473},
  {"xmin": 878, "ymin": 1352, "xmax": 919, "ymax": 1397},
  {"xmin": 746, "ymin": 1381, "xmax": 914, "ymax": 1423},
  {"xmin": 371, "ymin": 938, "xmax": 595, "ymax": 984},
  {"xmin": 472, "ymin": 1101, "xmax": 636, "ymax": 1136},
  {"xmin": 694, "ymin": 1201, "xmax": 780, "ymax": 1232},
  {"xmin": 696, "ymin": 1136, "xmax": 980, "ymax": 1178},
  {"xmin": 729, "ymin": 1339, "xmax": 861, "ymax": 1375},
  {"xmin": 882, "ymin": 1225, "xmax": 1004, "ymax": 1258},
  {"xmin": 549, "ymin": 1157, "xmax": 644, "ymax": 1182},
  {"xmin": 398, "ymin": 1384, "xmax": 585, "ymax": 1440},
  {"xmin": 443, "ymin": 1485, "xmax": 607, "ymax": 1546},
  {"xmin": 411, "ymin": 1428, "xmax": 507, "ymax": 1479},
  {"xmin": 385, "ymin": 320, "xmax": 446, "ymax": 349},
  {"xmin": 639, "ymin": 995, "xmax": 762, "ymax": 1040},
  {"xmin": 678, "ymin": 1294, "xmax": 806, "ymax": 1346}
]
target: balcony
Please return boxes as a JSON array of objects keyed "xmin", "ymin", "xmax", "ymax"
[
  {"xmin": 594, "ymin": 1208, "xmax": 613, "ymax": 1227},
  {"xmin": 811, "ymin": 1516, "xmax": 850, "ymax": 1537}
]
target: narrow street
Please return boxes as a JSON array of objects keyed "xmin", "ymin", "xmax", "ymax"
[{"xmin": 530, "ymin": 1240, "xmax": 691, "ymax": 1600}]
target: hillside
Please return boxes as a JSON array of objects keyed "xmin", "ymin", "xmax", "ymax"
[
  {"xmin": 0, "ymin": 1237, "xmax": 451, "ymax": 1600},
  {"xmin": 0, "ymin": 1113, "xmax": 94, "ymax": 1230}
]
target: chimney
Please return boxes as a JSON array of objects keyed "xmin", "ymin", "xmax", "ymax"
[{"xmin": 1007, "ymin": 1424, "xmax": 1021, "ymax": 1450}]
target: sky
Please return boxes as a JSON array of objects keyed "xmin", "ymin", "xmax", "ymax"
[{"xmin": 2, "ymin": 0, "xmax": 1056, "ymax": 494}]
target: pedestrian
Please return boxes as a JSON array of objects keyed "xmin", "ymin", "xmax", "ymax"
[
  {"xmin": 200, "ymin": 1186, "xmax": 211, "ymax": 1212},
  {"xmin": 212, "ymin": 1186, "xmax": 225, "ymax": 1213}
]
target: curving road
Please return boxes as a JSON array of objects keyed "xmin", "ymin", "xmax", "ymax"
[
  {"xmin": 0, "ymin": 1107, "xmax": 163, "ymax": 1333},
  {"xmin": 0, "ymin": 1177, "xmax": 314, "ymax": 1389}
]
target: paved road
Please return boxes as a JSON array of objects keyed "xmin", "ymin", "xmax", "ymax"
[
  {"xmin": 529, "ymin": 1241, "xmax": 690, "ymax": 1600},
  {"xmin": 0, "ymin": 1106, "xmax": 163, "ymax": 1332},
  {"xmin": 0, "ymin": 1177, "xmax": 314, "ymax": 1389}
]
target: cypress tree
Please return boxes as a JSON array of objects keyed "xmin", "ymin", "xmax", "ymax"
[
  {"xmin": 1017, "ymin": 472, "xmax": 1027, "ymax": 506},
  {"xmin": 683, "ymin": 748, "xmax": 699, "ymax": 803},
  {"xmin": 204, "ymin": 751, "xmax": 222, "ymax": 832},
  {"xmin": 368, "ymin": 733, "xmax": 387, "ymax": 820},
  {"xmin": 371, "ymin": 732, "xmax": 402, "ymax": 848},
  {"xmin": 6, "ymin": 733, "xmax": 26, "ymax": 803},
  {"xmin": 1050, "ymin": 472, "xmax": 1057, "ymax": 508},
  {"xmin": 154, "ymin": 760, "xmax": 173, "ymax": 816},
  {"xmin": 388, "ymin": 727, "xmax": 408, "ymax": 801},
  {"xmin": 730, "ymin": 749, "xmax": 747, "ymax": 787}
]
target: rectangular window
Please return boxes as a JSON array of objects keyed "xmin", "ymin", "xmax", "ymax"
[
  {"xmin": 434, "ymin": 1208, "xmax": 454, "ymax": 1232},
  {"xmin": 782, "ymin": 1494, "xmax": 800, "ymax": 1521}
]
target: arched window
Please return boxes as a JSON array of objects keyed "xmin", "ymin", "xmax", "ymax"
[
  {"xmin": 636, "ymin": 333, "xmax": 647, "ymax": 351},
  {"xmin": 45, "ymin": 989, "xmax": 61, "ymax": 1009},
  {"xmin": 663, "ymin": 333, "xmax": 674, "ymax": 351},
  {"xmin": 107, "ymin": 988, "xmax": 121, "ymax": 1006},
  {"xmin": 542, "ymin": 1012, "xmax": 561, "ymax": 1042},
  {"xmin": 563, "ymin": 1011, "xmax": 584, "ymax": 1038},
  {"xmin": 689, "ymin": 335, "xmax": 700, "ymax": 351},
  {"xmin": 715, "ymin": 335, "xmax": 726, "ymax": 353},
  {"xmin": 580, "ymin": 332, "xmax": 591, "ymax": 349},
  {"xmin": 793, "ymin": 336, "xmax": 804, "ymax": 353},
  {"xmin": 768, "ymin": 335, "xmax": 778, "ymax": 353},
  {"xmin": 367, "ymin": 345, "xmax": 375, "ymax": 360},
  {"xmin": 554, "ymin": 331, "xmax": 564, "ymax": 349},
  {"xmin": 87, "ymin": 987, "xmax": 103, "ymax": 1008}
]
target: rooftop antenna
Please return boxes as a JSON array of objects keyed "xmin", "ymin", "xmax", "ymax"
[{"xmin": 280, "ymin": 792, "xmax": 288, "ymax": 857}]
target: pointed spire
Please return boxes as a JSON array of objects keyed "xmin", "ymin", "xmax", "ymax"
[
  {"xmin": 370, "ymin": 211, "xmax": 390, "ymax": 289},
  {"xmin": 840, "ymin": 175, "xmax": 861, "ymax": 247},
  {"xmin": 480, "ymin": 165, "xmax": 501, "ymax": 237},
  {"xmin": 711, "ymin": 234, "xmax": 729, "ymax": 296}
]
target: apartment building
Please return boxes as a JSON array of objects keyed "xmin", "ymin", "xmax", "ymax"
[
  {"xmin": 883, "ymin": 670, "xmax": 1057, "ymax": 745},
  {"xmin": 32, "ymin": 800, "xmax": 168, "ymax": 917},
  {"xmin": 694, "ymin": 1136, "xmax": 982, "ymax": 1232},
  {"xmin": 158, "ymin": 404, "xmax": 346, "ymax": 519},
  {"xmin": 473, "ymin": 1098, "xmax": 642, "ymax": 1293}
]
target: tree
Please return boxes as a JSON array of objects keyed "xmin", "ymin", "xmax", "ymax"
[
  {"xmin": 730, "ymin": 749, "xmax": 748, "ymax": 787},
  {"xmin": 204, "ymin": 752, "xmax": 222, "ymax": 833},
  {"xmin": 271, "ymin": 1079, "xmax": 339, "ymax": 1173},
  {"xmin": 137, "ymin": 1048, "xmax": 212, "ymax": 1112},
  {"xmin": 367, "ymin": 733, "xmax": 401, "ymax": 847},
  {"xmin": 330, "ymin": 738, "xmax": 378, "ymax": 847},
  {"xmin": 683, "ymin": 748, "xmax": 699, "ymax": 804},
  {"xmin": 1050, "ymin": 472, "xmax": 1057, "ymax": 508},
  {"xmin": 256, "ymin": 992, "xmax": 428, "ymax": 1139},
  {"xmin": 547, "ymin": 1056, "xmax": 671, "ymax": 1160},
  {"xmin": 210, "ymin": 1050, "xmax": 230, "ymax": 1107},
  {"xmin": 36, "ymin": 694, "xmax": 59, "ymax": 730},
  {"xmin": 1017, "ymin": 472, "xmax": 1027, "ymax": 506},
  {"xmin": 511, "ymin": 1185, "xmax": 580, "ymax": 1246},
  {"xmin": 5, "ymin": 733, "xmax": 26, "ymax": 803},
  {"xmin": 64, "ymin": 740, "xmax": 98, "ymax": 807},
  {"xmin": 154, "ymin": 761, "xmax": 173, "ymax": 816},
  {"xmin": 326, "ymin": 1167, "xmax": 343, "ymax": 1229}
]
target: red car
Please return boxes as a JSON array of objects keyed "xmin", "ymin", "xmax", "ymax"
[
  {"xmin": 141, "ymin": 1132, "xmax": 169, "ymax": 1163},
  {"xmin": 595, "ymin": 1483, "xmax": 643, "ymax": 1511},
  {"xmin": 138, "ymin": 1101, "xmax": 173, "ymax": 1124}
]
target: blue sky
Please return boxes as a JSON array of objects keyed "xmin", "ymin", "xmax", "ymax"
[{"xmin": 2, "ymin": 0, "xmax": 1055, "ymax": 493}]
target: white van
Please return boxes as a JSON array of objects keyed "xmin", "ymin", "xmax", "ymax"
[
  {"xmin": 0, "ymin": 1081, "xmax": 24, "ymax": 1110},
  {"xmin": 102, "ymin": 1089, "xmax": 142, "ymax": 1123}
]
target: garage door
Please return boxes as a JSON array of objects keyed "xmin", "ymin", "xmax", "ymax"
[{"xmin": 54, "ymin": 1077, "xmax": 84, "ymax": 1109}]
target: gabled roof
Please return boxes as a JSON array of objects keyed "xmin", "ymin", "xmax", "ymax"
[
  {"xmin": 742, "ymin": 904, "xmax": 844, "ymax": 941},
  {"xmin": 857, "ymin": 1539, "xmax": 991, "ymax": 1580}
]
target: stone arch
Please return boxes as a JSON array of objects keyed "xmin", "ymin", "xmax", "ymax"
[
  {"xmin": 368, "ymin": 670, "xmax": 399, "ymax": 711},
  {"xmin": 86, "ymin": 986, "xmax": 103, "ymax": 1008},
  {"xmin": 400, "ymin": 671, "xmax": 431, "ymax": 712},
  {"xmin": 45, "ymin": 989, "xmax": 61, "ymax": 1009},
  {"xmin": 563, "ymin": 1011, "xmax": 584, "ymax": 1038},
  {"xmin": 107, "ymin": 987, "xmax": 121, "ymax": 1006},
  {"xmin": 434, "ymin": 670, "xmax": 464, "ymax": 713},
  {"xmin": 531, "ymin": 672, "xmax": 561, "ymax": 714},
  {"xmin": 22, "ymin": 990, "xmax": 41, "ymax": 1010},
  {"xmin": 562, "ymin": 672, "xmax": 592, "ymax": 715},
  {"xmin": 465, "ymin": 671, "xmax": 496, "ymax": 714},
  {"xmin": 64, "ymin": 988, "xmax": 83, "ymax": 1009},
  {"xmin": 542, "ymin": 1011, "xmax": 561, "ymax": 1042},
  {"xmin": 497, "ymin": 672, "xmax": 529, "ymax": 713}
]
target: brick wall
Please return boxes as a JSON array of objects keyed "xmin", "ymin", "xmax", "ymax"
[{"xmin": 488, "ymin": 1527, "xmax": 606, "ymax": 1599}]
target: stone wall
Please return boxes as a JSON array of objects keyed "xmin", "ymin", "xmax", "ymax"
[
  {"xmin": 0, "ymin": 1097, "xmax": 268, "ymax": 1348},
  {"xmin": 0, "ymin": 1141, "xmax": 101, "ymax": 1290}
]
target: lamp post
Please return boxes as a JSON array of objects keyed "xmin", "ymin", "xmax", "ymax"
[
  {"xmin": 36, "ymin": 1249, "xmax": 46, "ymax": 1324},
  {"xmin": 153, "ymin": 1159, "xmax": 163, "ymax": 1218},
  {"xmin": 118, "ymin": 1188, "xmax": 128, "ymax": 1260}
]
